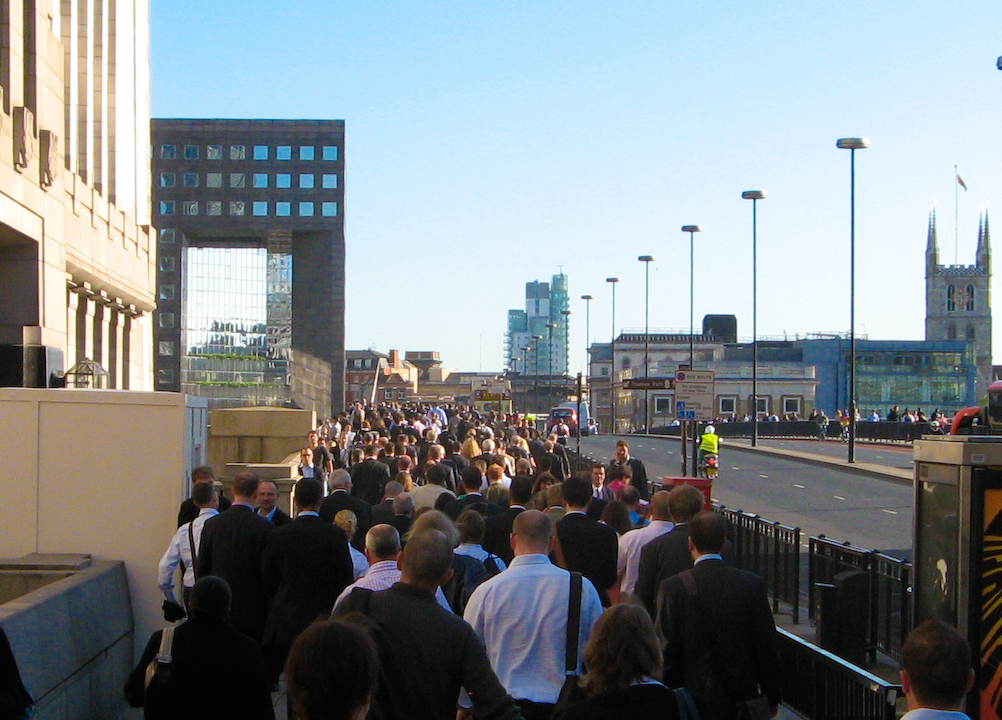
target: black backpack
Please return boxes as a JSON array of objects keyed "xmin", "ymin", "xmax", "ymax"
[{"xmin": 444, "ymin": 555, "xmax": 491, "ymax": 613}]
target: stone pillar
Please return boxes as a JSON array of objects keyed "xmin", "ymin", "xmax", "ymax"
[
  {"xmin": 107, "ymin": 305, "xmax": 121, "ymax": 388},
  {"xmin": 79, "ymin": 292, "xmax": 94, "ymax": 364},
  {"xmin": 121, "ymin": 311, "xmax": 132, "ymax": 390},
  {"xmin": 66, "ymin": 286, "xmax": 78, "ymax": 368}
]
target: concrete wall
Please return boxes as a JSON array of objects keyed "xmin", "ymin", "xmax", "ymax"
[
  {"xmin": 0, "ymin": 388, "xmax": 203, "ymax": 663},
  {"xmin": 208, "ymin": 406, "xmax": 315, "ymax": 480}
]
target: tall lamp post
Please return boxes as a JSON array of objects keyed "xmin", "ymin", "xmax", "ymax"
[
  {"xmin": 837, "ymin": 137, "xmax": 869, "ymax": 463},
  {"xmin": 546, "ymin": 322, "xmax": 557, "ymax": 412},
  {"xmin": 639, "ymin": 255, "xmax": 656, "ymax": 434},
  {"xmin": 561, "ymin": 310, "xmax": 572, "ymax": 402},
  {"xmin": 741, "ymin": 191, "xmax": 767, "ymax": 447},
  {"xmin": 532, "ymin": 335, "xmax": 542, "ymax": 415},
  {"xmin": 606, "ymin": 278, "xmax": 619, "ymax": 434},
  {"xmin": 581, "ymin": 294, "xmax": 593, "ymax": 385},
  {"xmin": 682, "ymin": 225, "xmax": 702, "ymax": 475},
  {"xmin": 520, "ymin": 345, "xmax": 530, "ymax": 411}
]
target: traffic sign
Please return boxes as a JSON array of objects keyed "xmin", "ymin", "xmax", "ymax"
[
  {"xmin": 623, "ymin": 377, "xmax": 675, "ymax": 390},
  {"xmin": 674, "ymin": 370, "xmax": 715, "ymax": 421}
]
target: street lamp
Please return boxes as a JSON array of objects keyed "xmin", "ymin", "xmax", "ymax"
[
  {"xmin": 606, "ymin": 278, "xmax": 620, "ymax": 434},
  {"xmin": 546, "ymin": 322, "xmax": 557, "ymax": 410},
  {"xmin": 837, "ymin": 137, "xmax": 869, "ymax": 463},
  {"xmin": 532, "ymin": 335, "xmax": 542, "ymax": 414},
  {"xmin": 561, "ymin": 310, "xmax": 572, "ymax": 403},
  {"xmin": 580, "ymin": 294, "xmax": 593, "ymax": 378},
  {"xmin": 682, "ymin": 225, "xmax": 702, "ymax": 475},
  {"xmin": 639, "ymin": 255, "xmax": 656, "ymax": 434},
  {"xmin": 742, "ymin": 191, "xmax": 767, "ymax": 447}
]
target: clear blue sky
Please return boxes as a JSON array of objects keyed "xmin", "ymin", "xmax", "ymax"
[{"xmin": 152, "ymin": 0, "xmax": 1002, "ymax": 375}]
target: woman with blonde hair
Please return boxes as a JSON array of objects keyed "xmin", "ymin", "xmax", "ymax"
[{"xmin": 460, "ymin": 436, "xmax": 482, "ymax": 460}]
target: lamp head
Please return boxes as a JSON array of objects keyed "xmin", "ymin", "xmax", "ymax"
[
  {"xmin": 561, "ymin": 310, "xmax": 571, "ymax": 316},
  {"xmin": 681, "ymin": 225, "xmax": 703, "ymax": 233},
  {"xmin": 638, "ymin": 255, "xmax": 656, "ymax": 262},
  {"xmin": 581, "ymin": 294, "xmax": 593, "ymax": 301},
  {"xmin": 606, "ymin": 277, "xmax": 620, "ymax": 283},
  {"xmin": 742, "ymin": 190, "xmax": 767, "ymax": 200},
  {"xmin": 836, "ymin": 137, "xmax": 869, "ymax": 150}
]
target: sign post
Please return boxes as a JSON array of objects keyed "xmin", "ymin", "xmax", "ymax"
[{"xmin": 674, "ymin": 370, "xmax": 715, "ymax": 421}]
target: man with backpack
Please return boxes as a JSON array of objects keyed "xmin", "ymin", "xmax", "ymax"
[{"xmin": 455, "ymin": 510, "xmax": 506, "ymax": 575}]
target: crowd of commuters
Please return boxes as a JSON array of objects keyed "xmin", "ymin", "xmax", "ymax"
[{"xmin": 134, "ymin": 401, "xmax": 975, "ymax": 720}]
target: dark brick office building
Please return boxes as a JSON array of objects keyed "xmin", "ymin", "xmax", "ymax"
[{"xmin": 151, "ymin": 119, "xmax": 345, "ymax": 415}]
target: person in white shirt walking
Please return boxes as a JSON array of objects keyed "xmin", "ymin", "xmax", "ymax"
[
  {"xmin": 158, "ymin": 482, "xmax": 219, "ymax": 606},
  {"xmin": 617, "ymin": 490, "xmax": 674, "ymax": 598}
]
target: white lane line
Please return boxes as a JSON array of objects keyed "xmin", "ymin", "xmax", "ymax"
[
  {"xmin": 759, "ymin": 474, "xmax": 769, "ymax": 479},
  {"xmin": 882, "ymin": 509, "xmax": 898, "ymax": 515},
  {"xmin": 793, "ymin": 483, "xmax": 805, "ymax": 489},
  {"xmin": 833, "ymin": 495, "xmax": 846, "ymax": 500},
  {"xmin": 732, "ymin": 466, "xmax": 741, "ymax": 470}
]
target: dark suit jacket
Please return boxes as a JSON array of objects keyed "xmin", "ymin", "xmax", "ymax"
[
  {"xmin": 481, "ymin": 505, "xmax": 525, "ymax": 565},
  {"xmin": 444, "ymin": 493, "xmax": 501, "ymax": 521},
  {"xmin": 555, "ymin": 683, "xmax": 698, "ymax": 720},
  {"xmin": 319, "ymin": 490, "xmax": 371, "ymax": 551},
  {"xmin": 259, "ymin": 507, "xmax": 292, "ymax": 527},
  {"xmin": 656, "ymin": 559, "xmax": 781, "ymax": 713},
  {"xmin": 555, "ymin": 512, "xmax": 619, "ymax": 606},
  {"xmin": 635, "ymin": 523, "xmax": 693, "ymax": 616},
  {"xmin": 196, "ymin": 505, "xmax": 273, "ymax": 642},
  {"xmin": 177, "ymin": 494, "xmax": 230, "ymax": 527},
  {"xmin": 124, "ymin": 616, "xmax": 274, "ymax": 720},
  {"xmin": 351, "ymin": 457, "xmax": 391, "ymax": 506},
  {"xmin": 370, "ymin": 498, "xmax": 396, "ymax": 527},
  {"xmin": 261, "ymin": 515, "xmax": 354, "ymax": 648}
]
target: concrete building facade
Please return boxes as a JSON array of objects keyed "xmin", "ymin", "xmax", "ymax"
[
  {"xmin": 151, "ymin": 119, "xmax": 346, "ymax": 416},
  {"xmin": 0, "ymin": 0, "xmax": 155, "ymax": 390}
]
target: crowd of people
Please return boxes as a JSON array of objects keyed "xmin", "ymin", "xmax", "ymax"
[{"xmin": 129, "ymin": 402, "xmax": 976, "ymax": 720}]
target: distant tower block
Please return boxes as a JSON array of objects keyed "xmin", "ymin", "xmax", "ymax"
[{"xmin": 925, "ymin": 207, "xmax": 992, "ymax": 397}]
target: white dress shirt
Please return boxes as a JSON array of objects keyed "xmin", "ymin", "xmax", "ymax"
[
  {"xmin": 463, "ymin": 553, "xmax": 603, "ymax": 703},
  {"xmin": 157, "ymin": 507, "xmax": 219, "ymax": 598},
  {"xmin": 349, "ymin": 543, "xmax": 369, "ymax": 580},
  {"xmin": 617, "ymin": 519, "xmax": 675, "ymax": 595},
  {"xmin": 332, "ymin": 560, "xmax": 452, "ymax": 612}
]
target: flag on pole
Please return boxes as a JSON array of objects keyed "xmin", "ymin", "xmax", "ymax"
[{"xmin": 957, "ymin": 172, "xmax": 968, "ymax": 191}]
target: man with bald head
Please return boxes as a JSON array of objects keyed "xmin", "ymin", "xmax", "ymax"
[
  {"xmin": 335, "ymin": 529, "xmax": 521, "ymax": 720},
  {"xmin": 617, "ymin": 490, "xmax": 675, "ymax": 599},
  {"xmin": 464, "ymin": 510, "xmax": 603, "ymax": 720}
]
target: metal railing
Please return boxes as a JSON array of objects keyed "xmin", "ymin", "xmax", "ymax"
[
  {"xmin": 808, "ymin": 536, "xmax": 913, "ymax": 662},
  {"xmin": 714, "ymin": 504, "xmax": 801, "ymax": 624},
  {"xmin": 564, "ymin": 448, "xmax": 596, "ymax": 474},
  {"xmin": 777, "ymin": 628, "xmax": 901, "ymax": 720}
]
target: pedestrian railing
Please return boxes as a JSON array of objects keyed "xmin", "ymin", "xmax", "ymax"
[
  {"xmin": 564, "ymin": 448, "xmax": 596, "ymax": 474},
  {"xmin": 777, "ymin": 628, "xmax": 901, "ymax": 720},
  {"xmin": 808, "ymin": 536, "xmax": 912, "ymax": 662},
  {"xmin": 713, "ymin": 504, "xmax": 801, "ymax": 624}
]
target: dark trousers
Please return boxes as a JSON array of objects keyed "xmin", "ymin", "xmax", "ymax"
[{"xmin": 515, "ymin": 700, "xmax": 556, "ymax": 720}]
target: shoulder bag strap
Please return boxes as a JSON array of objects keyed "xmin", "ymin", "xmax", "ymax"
[
  {"xmin": 157, "ymin": 626, "xmax": 174, "ymax": 663},
  {"xmin": 187, "ymin": 521, "xmax": 198, "ymax": 570},
  {"xmin": 565, "ymin": 572, "xmax": 583, "ymax": 676},
  {"xmin": 674, "ymin": 687, "xmax": 702, "ymax": 720}
]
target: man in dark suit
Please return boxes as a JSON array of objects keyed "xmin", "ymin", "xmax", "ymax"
[
  {"xmin": 554, "ymin": 474, "xmax": 619, "ymax": 607},
  {"xmin": 586, "ymin": 464, "xmax": 614, "ymax": 521},
  {"xmin": 196, "ymin": 472, "xmax": 274, "ymax": 643},
  {"xmin": 370, "ymin": 481, "xmax": 404, "ymax": 527},
  {"xmin": 635, "ymin": 483, "xmax": 705, "ymax": 616},
  {"xmin": 255, "ymin": 480, "xmax": 291, "ymax": 527},
  {"xmin": 445, "ymin": 466, "xmax": 501, "ymax": 520},
  {"xmin": 177, "ymin": 465, "xmax": 230, "ymax": 527},
  {"xmin": 261, "ymin": 478, "xmax": 354, "ymax": 681},
  {"xmin": 351, "ymin": 445, "xmax": 391, "ymax": 506},
  {"xmin": 609, "ymin": 439, "xmax": 650, "ymax": 499},
  {"xmin": 655, "ymin": 511, "xmax": 780, "ymax": 720},
  {"xmin": 482, "ymin": 475, "xmax": 533, "ymax": 565},
  {"xmin": 125, "ymin": 576, "xmax": 274, "ymax": 720},
  {"xmin": 319, "ymin": 469, "xmax": 371, "ymax": 552}
]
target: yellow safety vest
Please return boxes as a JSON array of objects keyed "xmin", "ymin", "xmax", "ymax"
[{"xmin": 699, "ymin": 432, "xmax": 720, "ymax": 454}]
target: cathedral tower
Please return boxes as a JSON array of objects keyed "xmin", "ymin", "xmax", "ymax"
[{"xmin": 925, "ymin": 208, "xmax": 993, "ymax": 397}]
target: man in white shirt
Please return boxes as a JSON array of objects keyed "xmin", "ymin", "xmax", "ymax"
[
  {"xmin": 900, "ymin": 619, "xmax": 975, "ymax": 720},
  {"xmin": 464, "ymin": 510, "xmax": 602, "ymax": 720},
  {"xmin": 617, "ymin": 490, "xmax": 674, "ymax": 598},
  {"xmin": 158, "ymin": 482, "xmax": 219, "ymax": 606}
]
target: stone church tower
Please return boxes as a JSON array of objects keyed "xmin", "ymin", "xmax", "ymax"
[{"xmin": 925, "ymin": 208, "xmax": 992, "ymax": 397}]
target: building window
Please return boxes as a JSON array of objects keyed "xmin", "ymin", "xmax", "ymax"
[
  {"xmin": 384, "ymin": 389, "xmax": 392, "ymax": 400},
  {"xmin": 966, "ymin": 285, "xmax": 975, "ymax": 311},
  {"xmin": 277, "ymin": 146, "xmax": 292, "ymax": 160},
  {"xmin": 158, "ymin": 341, "xmax": 176, "ymax": 356},
  {"xmin": 299, "ymin": 202, "xmax": 314, "ymax": 216},
  {"xmin": 654, "ymin": 397, "xmax": 672, "ymax": 414},
  {"xmin": 159, "ymin": 284, "xmax": 176, "ymax": 300},
  {"xmin": 159, "ymin": 228, "xmax": 177, "ymax": 243},
  {"xmin": 230, "ymin": 173, "xmax": 246, "ymax": 188},
  {"xmin": 160, "ymin": 145, "xmax": 176, "ymax": 159},
  {"xmin": 321, "ymin": 202, "xmax": 338, "ymax": 217},
  {"xmin": 206, "ymin": 201, "xmax": 222, "ymax": 216},
  {"xmin": 968, "ymin": 326, "xmax": 976, "ymax": 341},
  {"xmin": 206, "ymin": 173, "xmax": 223, "ymax": 188},
  {"xmin": 253, "ymin": 173, "xmax": 268, "ymax": 188},
  {"xmin": 782, "ymin": 396, "xmax": 802, "ymax": 416},
  {"xmin": 206, "ymin": 145, "xmax": 223, "ymax": 160},
  {"xmin": 600, "ymin": 366, "xmax": 609, "ymax": 377},
  {"xmin": 948, "ymin": 325, "xmax": 957, "ymax": 340},
  {"xmin": 253, "ymin": 145, "xmax": 269, "ymax": 160},
  {"xmin": 322, "ymin": 146, "xmax": 338, "ymax": 161},
  {"xmin": 160, "ymin": 201, "xmax": 175, "ymax": 215},
  {"xmin": 183, "ymin": 201, "xmax": 199, "ymax": 216},
  {"xmin": 157, "ymin": 369, "xmax": 175, "ymax": 385},
  {"xmin": 230, "ymin": 201, "xmax": 245, "ymax": 216},
  {"xmin": 160, "ymin": 173, "xmax": 175, "ymax": 187},
  {"xmin": 183, "ymin": 173, "xmax": 199, "ymax": 188},
  {"xmin": 753, "ymin": 396, "xmax": 769, "ymax": 415},
  {"xmin": 253, "ymin": 202, "xmax": 268, "ymax": 216},
  {"xmin": 322, "ymin": 173, "xmax": 338, "ymax": 189},
  {"xmin": 276, "ymin": 174, "xmax": 291, "ymax": 188},
  {"xmin": 230, "ymin": 145, "xmax": 246, "ymax": 160},
  {"xmin": 719, "ymin": 396, "xmax": 736, "ymax": 415},
  {"xmin": 621, "ymin": 356, "xmax": 631, "ymax": 369},
  {"xmin": 299, "ymin": 174, "xmax": 314, "ymax": 189},
  {"xmin": 183, "ymin": 145, "xmax": 199, "ymax": 159},
  {"xmin": 397, "ymin": 389, "xmax": 406, "ymax": 399},
  {"xmin": 276, "ymin": 202, "xmax": 291, "ymax": 217},
  {"xmin": 300, "ymin": 146, "xmax": 315, "ymax": 160},
  {"xmin": 159, "ymin": 256, "xmax": 176, "ymax": 272},
  {"xmin": 158, "ymin": 312, "xmax": 175, "ymax": 328},
  {"xmin": 947, "ymin": 285, "xmax": 955, "ymax": 312}
]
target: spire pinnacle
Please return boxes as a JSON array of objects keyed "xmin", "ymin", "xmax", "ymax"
[{"xmin": 927, "ymin": 206, "xmax": 939, "ymax": 253}]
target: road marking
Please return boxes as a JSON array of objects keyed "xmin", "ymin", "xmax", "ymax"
[
  {"xmin": 882, "ymin": 509, "xmax": 898, "ymax": 515},
  {"xmin": 759, "ymin": 474, "xmax": 769, "ymax": 479},
  {"xmin": 834, "ymin": 495, "xmax": 845, "ymax": 500},
  {"xmin": 732, "ymin": 466, "xmax": 740, "ymax": 470},
  {"xmin": 793, "ymin": 483, "xmax": 805, "ymax": 489}
]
